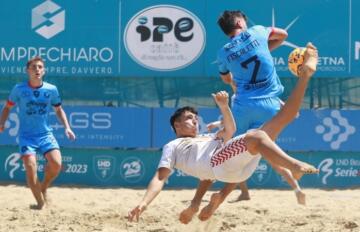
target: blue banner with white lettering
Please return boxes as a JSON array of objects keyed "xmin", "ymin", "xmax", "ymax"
[
  {"xmin": 0, "ymin": 0, "xmax": 119, "ymax": 77},
  {"xmin": 1, "ymin": 105, "xmax": 360, "ymax": 151},
  {"xmin": 0, "ymin": 106, "xmax": 151, "ymax": 148},
  {"xmin": 1, "ymin": 146, "xmax": 358, "ymax": 188},
  {"xmin": 0, "ymin": 0, "xmax": 359, "ymax": 78}
]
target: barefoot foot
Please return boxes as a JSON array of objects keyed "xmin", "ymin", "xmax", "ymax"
[
  {"xmin": 198, "ymin": 193, "xmax": 223, "ymax": 221},
  {"xmin": 292, "ymin": 162, "xmax": 319, "ymax": 180},
  {"xmin": 179, "ymin": 206, "xmax": 199, "ymax": 224},
  {"xmin": 295, "ymin": 190, "xmax": 306, "ymax": 205}
]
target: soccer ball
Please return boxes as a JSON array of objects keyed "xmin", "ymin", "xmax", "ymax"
[{"xmin": 288, "ymin": 47, "xmax": 306, "ymax": 77}]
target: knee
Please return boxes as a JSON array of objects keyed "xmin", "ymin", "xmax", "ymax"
[
  {"xmin": 244, "ymin": 130, "xmax": 270, "ymax": 153},
  {"xmin": 23, "ymin": 157, "xmax": 37, "ymax": 172},
  {"xmin": 49, "ymin": 161, "xmax": 62, "ymax": 173}
]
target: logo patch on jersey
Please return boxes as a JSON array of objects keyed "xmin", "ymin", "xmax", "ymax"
[
  {"xmin": 33, "ymin": 90, "xmax": 40, "ymax": 98},
  {"xmin": 44, "ymin": 91, "xmax": 50, "ymax": 98}
]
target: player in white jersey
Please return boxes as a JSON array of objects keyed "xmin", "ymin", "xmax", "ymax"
[{"xmin": 128, "ymin": 43, "xmax": 318, "ymax": 223}]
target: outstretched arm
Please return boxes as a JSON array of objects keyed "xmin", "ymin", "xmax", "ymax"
[
  {"xmin": 54, "ymin": 105, "xmax": 76, "ymax": 140},
  {"xmin": 268, "ymin": 27, "xmax": 288, "ymax": 51},
  {"xmin": 128, "ymin": 167, "xmax": 171, "ymax": 222}
]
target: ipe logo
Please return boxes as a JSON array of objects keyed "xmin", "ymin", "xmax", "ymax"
[
  {"xmin": 32, "ymin": 0, "xmax": 65, "ymax": 39},
  {"xmin": 124, "ymin": 5, "xmax": 206, "ymax": 71}
]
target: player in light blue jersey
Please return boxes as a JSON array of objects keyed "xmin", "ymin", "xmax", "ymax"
[{"xmin": 0, "ymin": 57, "xmax": 75, "ymax": 209}]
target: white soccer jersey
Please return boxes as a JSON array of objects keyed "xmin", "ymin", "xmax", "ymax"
[
  {"xmin": 158, "ymin": 134, "xmax": 261, "ymax": 183},
  {"xmin": 158, "ymin": 134, "xmax": 221, "ymax": 180}
]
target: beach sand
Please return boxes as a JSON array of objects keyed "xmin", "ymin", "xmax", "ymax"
[{"xmin": 0, "ymin": 185, "xmax": 359, "ymax": 232}]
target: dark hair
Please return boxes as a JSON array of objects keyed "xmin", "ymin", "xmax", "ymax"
[
  {"xmin": 26, "ymin": 56, "xmax": 45, "ymax": 69},
  {"xmin": 217, "ymin": 10, "xmax": 247, "ymax": 35},
  {"xmin": 170, "ymin": 106, "xmax": 198, "ymax": 133}
]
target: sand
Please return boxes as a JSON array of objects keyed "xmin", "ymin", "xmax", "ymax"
[{"xmin": 0, "ymin": 185, "xmax": 359, "ymax": 232}]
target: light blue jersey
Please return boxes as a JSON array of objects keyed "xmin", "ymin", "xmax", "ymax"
[
  {"xmin": 8, "ymin": 81, "xmax": 61, "ymax": 137},
  {"xmin": 217, "ymin": 25, "xmax": 284, "ymax": 103},
  {"xmin": 217, "ymin": 25, "xmax": 284, "ymax": 134}
]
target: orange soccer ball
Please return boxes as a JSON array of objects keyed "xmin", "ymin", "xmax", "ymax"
[{"xmin": 288, "ymin": 47, "xmax": 306, "ymax": 77}]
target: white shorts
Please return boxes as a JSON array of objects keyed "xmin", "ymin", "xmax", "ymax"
[{"xmin": 210, "ymin": 134, "xmax": 261, "ymax": 183}]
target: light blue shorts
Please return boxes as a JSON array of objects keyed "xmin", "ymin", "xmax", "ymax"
[
  {"xmin": 232, "ymin": 97, "xmax": 281, "ymax": 135},
  {"xmin": 19, "ymin": 132, "xmax": 60, "ymax": 156}
]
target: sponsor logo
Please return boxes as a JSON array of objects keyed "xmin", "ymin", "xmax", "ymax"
[
  {"xmin": 317, "ymin": 158, "xmax": 334, "ymax": 185},
  {"xmin": 120, "ymin": 157, "xmax": 145, "ymax": 183},
  {"xmin": 315, "ymin": 110, "xmax": 355, "ymax": 150},
  {"xmin": 4, "ymin": 153, "xmax": 22, "ymax": 179},
  {"xmin": 124, "ymin": 5, "xmax": 206, "ymax": 71},
  {"xmin": 32, "ymin": 0, "xmax": 65, "ymax": 39},
  {"xmin": 250, "ymin": 160, "xmax": 272, "ymax": 185},
  {"xmin": 93, "ymin": 156, "xmax": 115, "ymax": 181},
  {"xmin": 317, "ymin": 158, "xmax": 360, "ymax": 185}
]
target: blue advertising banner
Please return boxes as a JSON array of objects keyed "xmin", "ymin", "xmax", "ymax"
[
  {"xmin": 1, "ymin": 104, "xmax": 359, "ymax": 151},
  {"xmin": 277, "ymin": 109, "xmax": 359, "ymax": 151},
  {"xmin": 0, "ymin": 0, "xmax": 358, "ymax": 78},
  {"xmin": 1, "ymin": 146, "xmax": 358, "ymax": 188},
  {"xmin": 0, "ymin": 106, "xmax": 151, "ymax": 148},
  {"xmin": 205, "ymin": 0, "xmax": 351, "ymax": 78},
  {"xmin": 152, "ymin": 108, "xmax": 360, "ymax": 152},
  {"xmin": 0, "ymin": 0, "xmax": 119, "ymax": 77}
]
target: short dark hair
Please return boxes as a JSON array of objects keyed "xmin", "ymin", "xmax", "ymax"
[
  {"xmin": 170, "ymin": 106, "xmax": 198, "ymax": 133},
  {"xmin": 217, "ymin": 10, "xmax": 247, "ymax": 35},
  {"xmin": 26, "ymin": 56, "xmax": 45, "ymax": 69}
]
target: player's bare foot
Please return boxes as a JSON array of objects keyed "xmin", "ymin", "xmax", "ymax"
[
  {"xmin": 42, "ymin": 190, "xmax": 51, "ymax": 206},
  {"xmin": 292, "ymin": 161, "xmax": 319, "ymax": 180},
  {"xmin": 198, "ymin": 193, "xmax": 223, "ymax": 221},
  {"xmin": 295, "ymin": 190, "xmax": 306, "ymax": 205},
  {"xmin": 30, "ymin": 200, "xmax": 45, "ymax": 210},
  {"xmin": 300, "ymin": 43, "xmax": 318, "ymax": 78},
  {"xmin": 228, "ymin": 192, "xmax": 250, "ymax": 203},
  {"xmin": 179, "ymin": 206, "xmax": 199, "ymax": 224}
]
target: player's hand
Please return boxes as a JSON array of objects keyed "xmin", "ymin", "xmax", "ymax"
[
  {"xmin": 212, "ymin": 91, "xmax": 229, "ymax": 108},
  {"xmin": 65, "ymin": 128, "xmax": 76, "ymax": 140},
  {"xmin": 0, "ymin": 124, "xmax": 4, "ymax": 133},
  {"xmin": 128, "ymin": 203, "xmax": 147, "ymax": 222},
  {"xmin": 207, "ymin": 121, "xmax": 221, "ymax": 132}
]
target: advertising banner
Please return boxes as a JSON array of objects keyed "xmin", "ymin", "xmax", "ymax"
[
  {"xmin": 1, "ymin": 146, "xmax": 358, "ymax": 188},
  {"xmin": 0, "ymin": 0, "xmax": 358, "ymax": 78},
  {"xmin": 0, "ymin": 0, "xmax": 119, "ymax": 77},
  {"xmin": 277, "ymin": 109, "xmax": 359, "ymax": 151},
  {"xmin": 1, "ymin": 105, "xmax": 360, "ymax": 151},
  {"xmin": 0, "ymin": 106, "xmax": 151, "ymax": 148}
]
